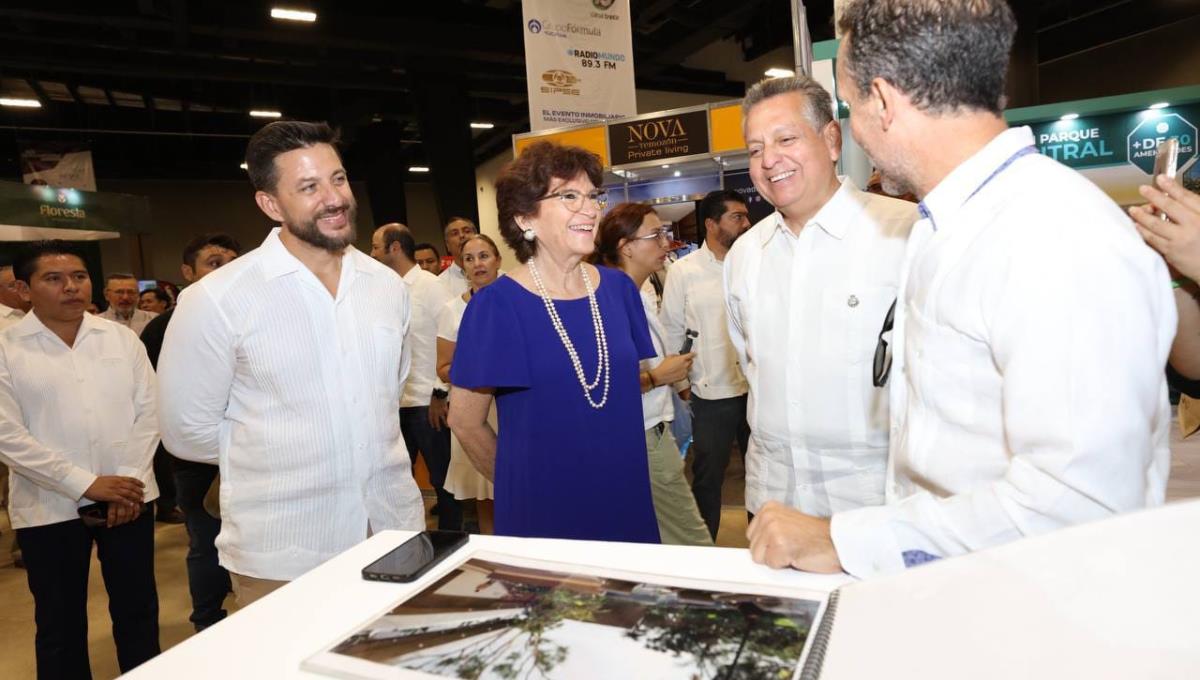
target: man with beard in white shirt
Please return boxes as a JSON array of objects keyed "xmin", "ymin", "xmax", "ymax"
[
  {"xmin": 99, "ymin": 273, "xmax": 158, "ymax": 335},
  {"xmin": 438, "ymin": 216, "xmax": 477, "ymax": 298},
  {"xmin": 371, "ymin": 222, "xmax": 461, "ymax": 530},
  {"xmin": 660, "ymin": 190, "xmax": 753, "ymax": 540},
  {"xmin": 158, "ymin": 120, "xmax": 424, "ymax": 605},
  {"xmin": 724, "ymin": 75, "xmax": 916, "ymax": 527},
  {"xmin": 748, "ymin": 0, "xmax": 1173, "ymax": 578}
]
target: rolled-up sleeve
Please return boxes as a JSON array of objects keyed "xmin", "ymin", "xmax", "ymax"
[{"xmin": 157, "ymin": 285, "xmax": 235, "ymax": 463}]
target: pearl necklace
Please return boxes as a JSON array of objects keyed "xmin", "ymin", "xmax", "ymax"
[{"xmin": 528, "ymin": 260, "xmax": 610, "ymax": 409}]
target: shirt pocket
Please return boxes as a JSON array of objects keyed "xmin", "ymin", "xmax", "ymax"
[
  {"xmin": 372, "ymin": 323, "xmax": 403, "ymax": 393},
  {"xmin": 821, "ymin": 285, "xmax": 896, "ymax": 366}
]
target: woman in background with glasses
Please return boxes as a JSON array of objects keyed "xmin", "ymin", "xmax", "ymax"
[
  {"xmin": 447, "ymin": 142, "xmax": 661, "ymax": 543},
  {"xmin": 593, "ymin": 203, "xmax": 712, "ymax": 546}
]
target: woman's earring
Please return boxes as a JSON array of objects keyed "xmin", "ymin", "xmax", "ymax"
[{"xmin": 522, "ymin": 224, "xmax": 536, "ymax": 242}]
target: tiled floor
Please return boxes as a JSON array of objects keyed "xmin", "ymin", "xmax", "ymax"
[{"xmin": 1, "ymin": 420, "xmax": 1196, "ymax": 679}]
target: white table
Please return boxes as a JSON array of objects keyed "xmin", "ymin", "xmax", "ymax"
[{"xmin": 123, "ymin": 532, "xmax": 850, "ymax": 679}]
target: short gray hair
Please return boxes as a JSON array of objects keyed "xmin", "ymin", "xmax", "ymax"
[{"xmin": 742, "ymin": 75, "xmax": 835, "ymax": 133}]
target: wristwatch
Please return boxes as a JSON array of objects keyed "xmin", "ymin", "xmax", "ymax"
[{"xmin": 431, "ymin": 388, "xmax": 449, "ymax": 400}]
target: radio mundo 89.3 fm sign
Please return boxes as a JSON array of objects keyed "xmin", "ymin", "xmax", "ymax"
[{"xmin": 1127, "ymin": 113, "xmax": 1196, "ymax": 175}]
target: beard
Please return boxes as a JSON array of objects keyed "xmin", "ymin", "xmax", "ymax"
[
  {"xmin": 289, "ymin": 202, "xmax": 358, "ymax": 252},
  {"xmin": 717, "ymin": 226, "xmax": 746, "ymax": 249}
]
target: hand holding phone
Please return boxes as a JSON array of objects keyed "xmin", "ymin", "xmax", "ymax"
[
  {"xmin": 679, "ymin": 329, "xmax": 698, "ymax": 354},
  {"xmin": 1154, "ymin": 139, "xmax": 1181, "ymax": 221},
  {"xmin": 362, "ymin": 530, "xmax": 469, "ymax": 583}
]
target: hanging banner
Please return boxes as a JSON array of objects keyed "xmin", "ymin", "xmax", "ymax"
[
  {"xmin": 522, "ymin": 0, "xmax": 637, "ymax": 132},
  {"xmin": 19, "ymin": 142, "xmax": 97, "ymax": 191},
  {"xmin": 609, "ymin": 108, "xmax": 710, "ymax": 166}
]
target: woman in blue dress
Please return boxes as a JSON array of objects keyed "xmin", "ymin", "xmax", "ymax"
[{"xmin": 448, "ymin": 141, "xmax": 660, "ymax": 543}]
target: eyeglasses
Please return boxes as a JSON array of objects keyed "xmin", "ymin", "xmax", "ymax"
[
  {"xmin": 872, "ymin": 298, "xmax": 897, "ymax": 388},
  {"xmin": 629, "ymin": 228, "xmax": 673, "ymax": 244},
  {"xmin": 537, "ymin": 189, "xmax": 609, "ymax": 212}
]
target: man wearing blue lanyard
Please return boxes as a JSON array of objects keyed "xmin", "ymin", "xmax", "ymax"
[{"xmin": 749, "ymin": 0, "xmax": 1175, "ymax": 578}]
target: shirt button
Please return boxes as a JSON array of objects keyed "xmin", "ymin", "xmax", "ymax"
[{"xmin": 847, "ymin": 295, "xmax": 859, "ymax": 308}]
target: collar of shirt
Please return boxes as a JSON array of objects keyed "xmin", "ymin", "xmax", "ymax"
[
  {"xmin": 0, "ymin": 303, "xmax": 22, "ymax": 320},
  {"xmin": 760, "ymin": 177, "xmax": 863, "ymax": 247},
  {"xmin": 257, "ymin": 227, "xmax": 367, "ymax": 291},
  {"xmin": 11, "ymin": 308, "xmax": 111, "ymax": 345},
  {"xmin": 919, "ymin": 126, "xmax": 1036, "ymax": 231}
]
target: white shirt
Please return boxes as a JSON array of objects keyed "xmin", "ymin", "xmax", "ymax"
[
  {"xmin": 98, "ymin": 306, "xmax": 158, "ymax": 335},
  {"xmin": 660, "ymin": 243, "xmax": 748, "ymax": 400},
  {"xmin": 157, "ymin": 228, "xmax": 424, "ymax": 580},
  {"xmin": 639, "ymin": 287, "xmax": 674, "ymax": 431},
  {"xmin": 0, "ymin": 303, "xmax": 24, "ymax": 331},
  {"xmin": 438, "ymin": 262, "xmax": 469, "ymax": 299},
  {"xmin": 401, "ymin": 266, "xmax": 453, "ymax": 408},
  {"xmin": 830, "ymin": 127, "xmax": 1175, "ymax": 579},
  {"xmin": 437, "ymin": 294, "xmax": 468, "ymax": 344},
  {"xmin": 0, "ymin": 313, "xmax": 159, "ymax": 529},
  {"xmin": 725, "ymin": 179, "xmax": 916, "ymax": 516}
]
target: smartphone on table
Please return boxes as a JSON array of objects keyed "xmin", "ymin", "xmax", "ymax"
[{"xmin": 361, "ymin": 530, "xmax": 469, "ymax": 583}]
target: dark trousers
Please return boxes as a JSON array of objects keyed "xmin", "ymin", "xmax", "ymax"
[
  {"xmin": 174, "ymin": 461, "xmax": 230, "ymax": 631},
  {"xmin": 18, "ymin": 506, "xmax": 160, "ymax": 679},
  {"xmin": 152, "ymin": 443, "xmax": 177, "ymax": 513},
  {"xmin": 688, "ymin": 393, "xmax": 751, "ymax": 540},
  {"xmin": 400, "ymin": 406, "xmax": 462, "ymax": 530}
]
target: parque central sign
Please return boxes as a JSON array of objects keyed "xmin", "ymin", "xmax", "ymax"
[{"xmin": 1026, "ymin": 104, "xmax": 1200, "ymax": 174}]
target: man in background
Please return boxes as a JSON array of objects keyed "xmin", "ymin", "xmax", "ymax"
[
  {"xmin": 661, "ymin": 190, "xmax": 752, "ymax": 540},
  {"xmin": 371, "ymin": 223, "xmax": 461, "ymax": 530},
  {"xmin": 140, "ymin": 232, "xmax": 240, "ymax": 631},
  {"xmin": 438, "ymin": 216, "xmax": 477, "ymax": 298},
  {"xmin": 100, "ymin": 273, "xmax": 157, "ymax": 334},
  {"xmin": 1, "ymin": 240, "xmax": 160, "ymax": 677},
  {"xmin": 414, "ymin": 242, "xmax": 442, "ymax": 275}
]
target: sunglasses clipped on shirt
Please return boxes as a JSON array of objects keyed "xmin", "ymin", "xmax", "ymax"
[{"xmin": 873, "ymin": 298, "xmax": 897, "ymax": 388}]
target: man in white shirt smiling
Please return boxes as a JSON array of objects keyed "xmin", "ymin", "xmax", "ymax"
[
  {"xmin": 724, "ymin": 76, "xmax": 916, "ymax": 524},
  {"xmin": 158, "ymin": 120, "xmax": 424, "ymax": 605},
  {"xmin": 371, "ymin": 222, "xmax": 460, "ymax": 530},
  {"xmin": 660, "ymin": 190, "xmax": 753, "ymax": 539},
  {"xmin": 0, "ymin": 240, "xmax": 160, "ymax": 677},
  {"xmin": 748, "ymin": 0, "xmax": 1173, "ymax": 578}
]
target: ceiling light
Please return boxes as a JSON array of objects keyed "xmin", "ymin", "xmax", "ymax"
[
  {"xmin": 1149, "ymin": 102, "xmax": 1170, "ymax": 110},
  {"xmin": 250, "ymin": 110, "xmax": 282, "ymax": 118},
  {"xmin": 409, "ymin": 166, "xmax": 430, "ymax": 173},
  {"xmin": 661, "ymin": 164, "xmax": 670, "ymax": 169},
  {"xmin": 764, "ymin": 68, "xmax": 795, "ymax": 78},
  {"xmin": 270, "ymin": 8, "xmax": 316, "ymax": 22},
  {"xmin": 1060, "ymin": 113, "xmax": 1079, "ymax": 121},
  {"xmin": 0, "ymin": 98, "xmax": 41, "ymax": 108},
  {"xmin": 673, "ymin": 170, "xmax": 682, "ymax": 177},
  {"xmin": 239, "ymin": 162, "xmax": 248, "ymax": 170},
  {"xmin": 470, "ymin": 122, "xmax": 495, "ymax": 129}
]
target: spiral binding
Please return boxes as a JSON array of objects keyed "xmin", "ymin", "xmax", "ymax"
[{"xmin": 799, "ymin": 588, "xmax": 841, "ymax": 680}]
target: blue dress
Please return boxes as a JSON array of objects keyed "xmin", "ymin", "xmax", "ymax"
[{"xmin": 451, "ymin": 266, "xmax": 661, "ymax": 543}]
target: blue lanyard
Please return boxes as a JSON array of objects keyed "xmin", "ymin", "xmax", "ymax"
[{"xmin": 919, "ymin": 144, "xmax": 1039, "ymax": 230}]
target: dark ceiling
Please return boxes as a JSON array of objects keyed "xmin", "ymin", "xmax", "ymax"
[{"xmin": 0, "ymin": 0, "xmax": 1195, "ymax": 184}]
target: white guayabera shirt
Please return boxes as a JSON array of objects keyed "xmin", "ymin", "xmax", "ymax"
[
  {"xmin": 401, "ymin": 266, "xmax": 452, "ymax": 408},
  {"xmin": 0, "ymin": 312, "xmax": 159, "ymax": 528},
  {"xmin": 660, "ymin": 242, "xmax": 748, "ymax": 401},
  {"xmin": 831, "ymin": 127, "xmax": 1175, "ymax": 578},
  {"xmin": 725, "ymin": 179, "xmax": 915, "ymax": 517},
  {"xmin": 158, "ymin": 228, "xmax": 424, "ymax": 581}
]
